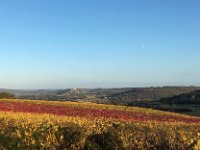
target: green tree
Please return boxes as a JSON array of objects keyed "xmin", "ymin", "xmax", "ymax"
[{"xmin": 0, "ymin": 92, "xmax": 16, "ymax": 99}]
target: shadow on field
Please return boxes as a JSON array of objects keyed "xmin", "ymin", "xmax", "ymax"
[{"xmin": 84, "ymin": 129, "xmax": 124, "ymax": 150}]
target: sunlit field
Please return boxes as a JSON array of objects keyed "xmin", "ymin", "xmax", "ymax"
[{"xmin": 0, "ymin": 99, "xmax": 200, "ymax": 149}]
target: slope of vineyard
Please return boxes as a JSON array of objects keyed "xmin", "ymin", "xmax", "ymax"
[{"xmin": 0, "ymin": 99, "xmax": 200, "ymax": 149}]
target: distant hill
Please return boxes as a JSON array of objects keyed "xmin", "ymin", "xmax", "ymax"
[
  {"xmin": 128, "ymin": 90, "xmax": 200, "ymax": 116},
  {"xmin": 0, "ymin": 86, "xmax": 199, "ymax": 103},
  {"xmin": 1, "ymin": 86, "xmax": 200, "ymax": 116},
  {"xmin": 160, "ymin": 90, "xmax": 200, "ymax": 104},
  {"xmin": 106, "ymin": 86, "xmax": 200, "ymax": 104}
]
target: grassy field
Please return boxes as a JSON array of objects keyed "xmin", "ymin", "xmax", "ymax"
[{"xmin": 0, "ymin": 99, "xmax": 200, "ymax": 149}]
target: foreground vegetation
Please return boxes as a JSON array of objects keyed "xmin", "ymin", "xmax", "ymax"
[
  {"xmin": 0, "ymin": 99, "xmax": 200, "ymax": 149},
  {"xmin": 1, "ymin": 112, "xmax": 200, "ymax": 150}
]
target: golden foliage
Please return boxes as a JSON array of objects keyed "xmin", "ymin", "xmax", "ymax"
[{"xmin": 0, "ymin": 111, "xmax": 199, "ymax": 149}]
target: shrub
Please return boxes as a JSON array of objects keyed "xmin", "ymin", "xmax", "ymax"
[{"xmin": 0, "ymin": 92, "xmax": 15, "ymax": 99}]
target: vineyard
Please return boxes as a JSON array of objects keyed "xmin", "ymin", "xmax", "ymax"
[{"xmin": 0, "ymin": 99, "xmax": 200, "ymax": 149}]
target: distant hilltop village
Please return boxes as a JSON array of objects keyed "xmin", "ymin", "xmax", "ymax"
[{"xmin": 69, "ymin": 88, "xmax": 80, "ymax": 93}]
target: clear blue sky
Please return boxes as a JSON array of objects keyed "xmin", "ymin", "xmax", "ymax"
[{"xmin": 0, "ymin": 0, "xmax": 200, "ymax": 89}]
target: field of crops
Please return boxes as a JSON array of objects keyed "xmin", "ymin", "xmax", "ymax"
[{"xmin": 0, "ymin": 99, "xmax": 200, "ymax": 150}]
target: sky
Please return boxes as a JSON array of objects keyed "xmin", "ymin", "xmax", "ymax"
[{"xmin": 0, "ymin": 0, "xmax": 200, "ymax": 89}]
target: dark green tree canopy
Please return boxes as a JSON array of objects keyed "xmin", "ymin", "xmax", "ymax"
[{"xmin": 0, "ymin": 92, "xmax": 16, "ymax": 99}]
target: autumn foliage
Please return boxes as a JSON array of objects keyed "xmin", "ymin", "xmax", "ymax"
[{"xmin": 0, "ymin": 99, "xmax": 200, "ymax": 149}]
